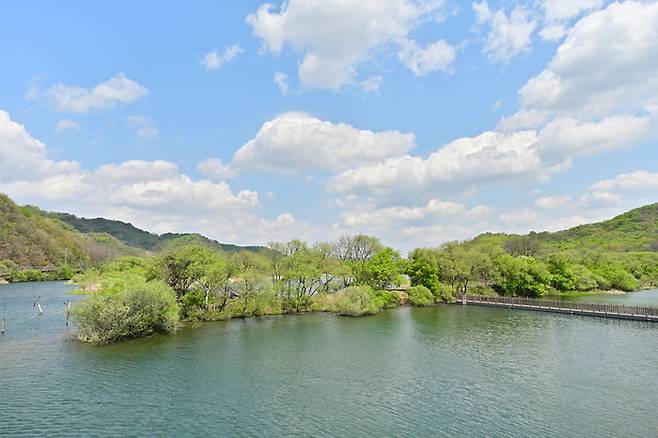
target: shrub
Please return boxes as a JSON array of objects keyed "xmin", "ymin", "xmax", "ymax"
[
  {"xmin": 374, "ymin": 290, "xmax": 402, "ymax": 308},
  {"xmin": 435, "ymin": 282, "xmax": 456, "ymax": 302},
  {"xmin": 331, "ymin": 286, "xmax": 383, "ymax": 316},
  {"xmin": 244, "ymin": 290, "xmax": 283, "ymax": 317},
  {"xmin": 607, "ymin": 269, "xmax": 640, "ymax": 292},
  {"xmin": 74, "ymin": 280, "xmax": 179, "ymax": 344},
  {"xmin": 571, "ymin": 265, "xmax": 598, "ymax": 291},
  {"xmin": 408, "ymin": 285, "xmax": 434, "ymax": 306},
  {"xmin": 180, "ymin": 289, "xmax": 206, "ymax": 319},
  {"xmin": 9, "ymin": 269, "xmax": 43, "ymax": 282}
]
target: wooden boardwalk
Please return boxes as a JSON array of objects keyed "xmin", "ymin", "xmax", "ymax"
[{"xmin": 456, "ymin": 295, "xmax": 658, "ymax": 322}]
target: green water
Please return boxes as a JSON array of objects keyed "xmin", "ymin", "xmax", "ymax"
[{"xmin": 1, "ymin": 283, "xmax": 657, "ymax": 437}]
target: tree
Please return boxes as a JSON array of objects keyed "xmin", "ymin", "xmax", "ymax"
[
  {"xmin": 406, "ymin": 248, "xmax": 440, "ymax": 293},
  {"xmin": 333, "ymin": 235, "xmax": 383, "ymax": 287},
  {"xmin": 504, "ymin": 234, "xmax": 542, "ymax": 257},
  {"xmin": 356, "ymin": 247, "xmax": 403, "ymax": 289},
  {"xmin": 546, "ymin": 254, "xmax": 576, "ymax": 291},
  {"xmin": 149, "ymin": 245, "xmax": 213, "ymax": 297},
  {"xmin": 197, "ymin": 253, "xmax": 238, "ymax": 312},
  {"xmin": 232, "ymin": 251, "xmax": 270, "ymax": 316},
  {"xmin": 494, "ymin": 255, "xmax": 551, "ymax": 297}
]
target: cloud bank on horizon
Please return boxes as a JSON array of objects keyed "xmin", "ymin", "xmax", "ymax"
[{"xmin": 1, "ymin": 0, "xmax": 657, "ymax": 252}]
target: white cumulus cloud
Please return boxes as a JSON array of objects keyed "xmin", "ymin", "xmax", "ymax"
[
  {"xmin": 247, "ymin": 0, "xmax": 454, "ymax": 90},
  {"xmin": 328, "ymin": 130, "xmax": 539, "ymax": 197},
  {"xmin": 398, "ymin": 39, "xmax": 455, "ymax": 75},
  {"xmin": 46, "ymin": 73, "xmax": 149, "ymax": 113},
  {"xmin": 232, "ymin": 112, "xmax": 417, "ymax": 174},
  {"xmin": 201, "ymin": 44, "xmax": 243, "ymax": 70},
  {"xmin": 473, "ymin": 1, "xmax": 536, "ymax": 63},
  {"xmin": 511, "ymin": 1, "xmax": 658, "ymax": 125},
  {"xmin": 535, "ymin": 194, "xmax": 573, "ymax": 209}
]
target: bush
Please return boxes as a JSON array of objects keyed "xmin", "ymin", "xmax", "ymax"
[
  {"xmin": 74, "ymin": 280, "xmax": 179, "ymax": 344},
  {"xmin": 9, "ymin": 269, "xmax": 43, "ymax": 282},
  {"xmin": 607, "ymin": 269, "xmax": 640, "ymax": 292},
  {"xmin": 374, "ymin": 290, "xmax": 402, "ymax": 308},
  {"xmin": 244, "ymin": 290, "xmax": 283, "ymax": 317},
  {"xmin": 331, "ymin": 286, "xmax": 383, "ymax": 316},
  {"xmin": 571, "ymin": 265, "xmax": 599, "ymax": 291},
  {"xmin": 435, "ymin": 282, "xmax": 456, "ymax": 302},
  {"xmin": 408, "ymin": 285, "xmax": 434, "ymax": 306},
  {"xmin": 180, "ymin": 289, "xmax": 206, "ymax": 319}
]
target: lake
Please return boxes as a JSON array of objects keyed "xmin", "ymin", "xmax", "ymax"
[{"xmin": 1, "ymin": 282, "xmax": 657, "ymax": 437}]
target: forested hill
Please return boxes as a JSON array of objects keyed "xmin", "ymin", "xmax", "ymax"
[
  {"xmin": 541, "ymin": 203, "xmax": 658, "ymax": 252},
  {"xmin": 0, "ymin": 194, "xmax": 143, "ymax": 276},
  {"xmin": 49, "ymin": 212, "xmax": 265, "ymax": 253},
  {"xmin": 49, "ymin": 213, "xmax": 161, "ymax": 250},
  {"xmin": 474, "ymin": 203, "xmax": 658, "ymax": 254},
  {"xmin": 1, "ymin": 193, "xmax": 266, "ymax": 280}
]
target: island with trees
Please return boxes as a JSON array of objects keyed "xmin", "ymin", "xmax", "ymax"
[{"xmin": 1, "ymin": 193, "xmax": 656, "ymax": 344}]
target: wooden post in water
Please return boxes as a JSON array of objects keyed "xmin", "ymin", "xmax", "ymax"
[
  {"xmin": 1, "ymin": 302, "xmax": 6, "ymax": 335},
  {"xmin": 64, "ymin": 301, "xmax": 71, "ymax": 327}
]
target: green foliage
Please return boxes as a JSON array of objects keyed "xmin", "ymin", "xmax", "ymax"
[
  {"xmin": 329, "ymin": 286, "xmax": 383, "ymax": 316},
  {"xmin": 407, "ymin": 285, "xmax": 434, "ymax": 306},
  {"xmin": 570, "ymin": 265, "xmax": 599, "ymax": 291},
  {"xmin": 0, "ymin": 194, "xmax": 89, "ymax": 269},
  {"xmin": 9, "ymin": 269, "xmax": 44, "ymax": 282},
  {"xmin": 356, "ymin": 247, "xmax": 404, "ymax": 289},
  {"xmin": 74, "ymin": 280, "xmax": 179, "ymax": 344},
  {"xmin": 546, "ymin": 254, "xmax": 576, "ymax": 291},
  {"xmin": 406, "ymin": 248, "xmax": 440, "ymax": 292},
  {"xmin": 494, "ymin": 255, "xmax": 552, "ymax": 297},
  {"xmin": 180, "ymin": 289, "xmax": 207, "ymax": 319},
  {"xmin": 0, "ymin": 194, "xmax": 145, "ymax": 281},
  {"xmin": 50, "ymin": 212, "xmax": 162, "ymax": 250},
  {"xmin": 0, "ymin": 259, "xmax": 19, "ymax": 277},
  {"xmin": 435, "ymin": 282, "xmax": 455, "ymax": 303},
  {"xmin": 228, "ymin": 289, "xmax": 282, "ymax": 318},
  {"xmin": 374, "ymin": 290, "xmax": 402, "ymax": 308},
  {"xmin": 536, "ymin": 203, "xmax": 658, "ymax": 252},
  {"xmin": 148, "ymin": 245, "xmax": 215, "ymax": 296},
  {"xmin": 45, "ymin": 200, "xmax": 658, "ymax": 345}
]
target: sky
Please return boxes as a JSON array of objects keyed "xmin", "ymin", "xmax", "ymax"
[{"xmin": 1, "ymin": 0, "xmax": 657, "ymax": 253}]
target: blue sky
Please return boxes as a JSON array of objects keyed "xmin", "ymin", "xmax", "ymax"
[{"xmin": 1, "ymin": 0, "xmax": 657, "ymax": 252}]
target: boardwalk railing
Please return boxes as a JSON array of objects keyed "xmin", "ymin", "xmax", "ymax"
[{"xmin": 456, "ymin": 295, "xmax": 658, "ymax": 322}]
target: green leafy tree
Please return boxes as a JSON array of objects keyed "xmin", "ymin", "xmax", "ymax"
[
  {"xmin": 148, "ymin": 245, "xmax": 214, "ymax": 297},
  {"xmin": 357, "ymin": 247, "xmax": 404, "ymax": 289},
  {"xmin": 406, "ymin": 248, "xmax": 440, "ymax": 292},
  {"xmin": 546, "ymin": 254, "xmax": 576, "ymax": 291}
]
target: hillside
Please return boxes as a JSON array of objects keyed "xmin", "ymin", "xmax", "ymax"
[
  {"xmin": 469, "ymin": 203, "xmax": 658, "ymax": 256},
  {"xmin": 50, "ymin": 212, "xmax": 267, "ymax": 253},
  {"xmin": 539, "ymin": 203, "xmax": 658, "ymax": 252},
  {"xmin": 407, "ymin": 202, "xmax": 658, "ymax": 296},
  {"xmin": 49, "ymin": 213, "xmax": 161, "ymax": 250},
  {"xmin": 0, "ymin": 194, "xmax": 144, "ymax": 279}
]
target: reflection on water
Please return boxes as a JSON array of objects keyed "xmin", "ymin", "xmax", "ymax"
[
  {"xmin": 1, "ymin": 283, "xmax": 657, "ymax": 437},
  {"xmin": 559, "ymin": 288, "xmax": 658, "ymax": 306}
]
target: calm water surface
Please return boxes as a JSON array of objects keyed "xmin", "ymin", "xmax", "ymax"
[{"xmin": 1, "ymin": 282, "xmax": 657, "ymax": 437}]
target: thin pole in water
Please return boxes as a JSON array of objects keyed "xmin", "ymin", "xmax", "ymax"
[
  {"xmin": 64, "ymin": 301, "xmax": 71, "ymax": 327},
  {"xmin": 33, "ymin": 296, "xmax": 43, "ymax": 317},
  {"xmin": 1, "ymin": 302, "xmax": 6, "ymax": 335}
]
